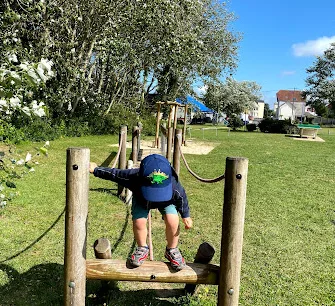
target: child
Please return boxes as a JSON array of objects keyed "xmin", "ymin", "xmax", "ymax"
[{"xmin": 89, "ymin": 154, "xmax": 193, "ymax": 271}]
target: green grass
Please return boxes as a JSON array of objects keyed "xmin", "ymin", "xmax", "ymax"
[{"xmin": 0, "ymin": 128, "xmax": 334, "ymax": 305}]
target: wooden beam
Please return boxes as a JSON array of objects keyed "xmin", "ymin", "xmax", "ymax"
[{"xmin": 86, "ymin": 259, "xmax": 220, "ymax": 284}]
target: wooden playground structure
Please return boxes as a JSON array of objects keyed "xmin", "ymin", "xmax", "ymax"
[{"xmin": 63, "ymin": 123, "xmax": 249, "ymax": 306}]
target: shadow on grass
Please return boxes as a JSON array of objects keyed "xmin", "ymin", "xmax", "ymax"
[
  {"xmin": 101, "ymin": 152, "xmax": 117, "ymax": 167},
  {"xmin": 87, "ymin": 280, "xmax": 183, "ymax": 306},
  {"xmin": 0, "ymin": 263, "xmax": 63, "ymax": 305},
  {"xmin": 0, "ymin": 263, "xmax": 182, "ymax": 306}
]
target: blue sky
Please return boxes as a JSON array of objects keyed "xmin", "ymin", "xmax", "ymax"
[{"xmin": 201, "ymin": 0, "xmax": 335, "ymax": 108}]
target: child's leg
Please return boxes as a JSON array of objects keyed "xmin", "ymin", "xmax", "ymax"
[
  {"xmin": 163, "ymin": 213, "xmax": 180, "ymax": 248},
  {"xmin": 133, "ymin": 218, "xmax": 147, "ymax": 246},
  {"xmin": 159, "ymin": 204, "xmax": 180, "ymax": 248},
  {"xmin": 131, "ymin": 197, "xmax": 149, "ymax": 247}
]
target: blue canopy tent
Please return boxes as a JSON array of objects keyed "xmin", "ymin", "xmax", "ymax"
[
  {"xmin": 176, "ymin": 96, "xmax": 214, "ymax": 124},
  {"xmin": 176, "ymin": 96, "xmax": 214, "ymax": 113}
]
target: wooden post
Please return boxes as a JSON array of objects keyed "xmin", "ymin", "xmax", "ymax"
[
  {"xmin": 166, "ymin": 126, "xmax": 173, "ymax": 162},
  {"xmin": 168, "ymin": 105, "xmax": 174, "ymax": 129},
  {"xmin": 148, "ymin": 212, "xmax": 154, "ymax": 261},
  {"xmin": 118, "ymin": 125, "xmax": 127, "ymax": 198},
  {"xmin": 94, "ymin": 238, "xmax": 112, "ymax": 259},
  {"xmin": 173, "ymin": 104, "xmax": 178, "ymax": 131},
  {"xmin": 64, "ymin": 147, "xmax": 90, "ymax": 306},
  {"xmin": 173, "ymin": 129, "xmax": 182, "ymax": 175},
  {"xmin": 155, "ymin": 103, "xmax": 162, "ymax": 148},
  {"xmin": 93, "ymin": 238, "xmax": 117, "ymax": 290},
  {"xmin": 132, "ymin": 126, "xmax": 139, "ymax": 163},
  {"xmin": 137, "ymin": 122, "xmax": 143, "ymax": 159},
  {"xmin": 218, "ymin": 157, "xmax": 248, "ymax": 306},
  {"xmin": 182, "ymin": 104, "xmax": 188, "ymax": 145},
  {"xmin": 185, "ymin": 242, "xmax": 216, "ymax": 295}
]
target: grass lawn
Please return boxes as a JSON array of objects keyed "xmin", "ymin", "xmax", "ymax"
[{"xmin": 0, "ymin": 126, "xmax": 334, "ymax": 305}]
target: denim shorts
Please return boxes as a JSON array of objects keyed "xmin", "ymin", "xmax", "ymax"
[{"xmin": 131, "ymin": 197, "xmax": 178, "ymax": 220}]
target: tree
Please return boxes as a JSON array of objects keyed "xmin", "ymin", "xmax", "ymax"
[
  {"xmin": 303, "ymin": 43, "xmax": 335, "ymax": 116},
  {"xmin": 1, "ymin": 0, "xmax": 240, "ymax": 123},
  {"xmin": 264, "ymin": 103, "xmax": 274, "ymax": 118},
  {"xmin": 203, "ymin": 78, "xmax": 262, "ymax": 117}
]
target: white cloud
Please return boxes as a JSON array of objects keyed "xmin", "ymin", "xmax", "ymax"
[
  {"xmin": 292, "ymin": 36, "xmax": 335, "ymax": 57},
  {"xmin": 281, "ymin": 70, "xmax": 296, "ymax": 76}
]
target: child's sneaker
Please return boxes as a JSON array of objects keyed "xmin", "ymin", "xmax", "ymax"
[
  {"xmin": 164, "ymin": 247, "xmax": 186, "ymax": 271},
  {"xmin": 129, "ymin": 246, "xmax": 149, "ymax": 267}
]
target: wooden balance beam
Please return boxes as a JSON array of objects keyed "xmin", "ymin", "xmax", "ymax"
[{"xmin": 86, "ymin": 259, "xmax": 219, "ymax": 284}]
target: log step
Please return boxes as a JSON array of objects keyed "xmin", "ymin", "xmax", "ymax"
[{"xmin": 86, "ymin": 259, "xmax": 220, "ymax": 285}]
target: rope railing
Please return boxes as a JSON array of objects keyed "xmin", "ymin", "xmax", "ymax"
[
  {"xmin": 177, "ymin": 135, "xmax": 225, "ymax": 183},
  {"xmin": 111, "ymin": 131, "xmax": 125, "ymax": 169}
]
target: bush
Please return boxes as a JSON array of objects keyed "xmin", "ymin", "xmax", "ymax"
[
  {"xmin": 258, "ymin": 118, "xmax": 297, "ymax": 134},
  {"xmin": 20, "ymin": 118, "xmax": 61, "ymax": 141},
  {"xmin": 228, "ymin": 115, "xmax": 244, "ymax": 130},
  {"xmin": 138, "ymin": 114, "xmax": 157, "ymax": 136},
  {"xmin": 88, "ymin": 105, "xmax": 138, "ymax": 135},
  {"xmin": 0, "ymin": 120, "xmax": 25, "ymax": 144},
  {"xmin": 246, "ymin": 123, "xmax": 257, "ymax": 132}
]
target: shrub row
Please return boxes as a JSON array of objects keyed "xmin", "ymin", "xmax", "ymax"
[
  {"xmin": 258, "ymin": 118, "xmax": 299, "ymax": 134},
  {"xmin": 1, "ymin": 107, "xmax": 157, "ymax": 144}
]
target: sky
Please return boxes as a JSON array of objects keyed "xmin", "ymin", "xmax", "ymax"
[{"xmin": 196, "ymin": 0, "xmax": 335, "ymax": 109}]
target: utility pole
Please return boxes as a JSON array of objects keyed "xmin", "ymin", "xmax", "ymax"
[{"xmin": 292, "ymin": 88, "xmax": 296, "ymax": 123}]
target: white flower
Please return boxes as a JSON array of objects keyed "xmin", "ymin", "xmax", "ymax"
[
  {"xmin": 36, "ymin": 66, "xmax": 48, "ymax": 82},
  {"xmin": 10, "ymin": 80, "xmax": 15, "ymax": 85},
  {"xmin": 0, "ymin": 99, "xmax": 8, "ymax": 107},
  {"xmin": 21, "ymin": 106, "xmax": 31, "ymax": 116},
  {"xmin": 0, "ymin": 201, "xmax": 7, "ymax": 207},
  {"xmin": 38, "ymin": 58, "xmax": 54, "ymax": 77},
  {"xmin": 9, "ymin": 96, "xmax": 21, "ymax": 108},
  {"xmin": 25, "ymin": 152, "xmax": 32, "ymax": 162},
  {"xmin": 26, "ymin": 91, "xmax": 33, "ymax": 98},
  {"xmin": 19, "ymin": 63, "xmax": 29, "ymax": 71},
  {"xmin": 13, "ymin": 38, "xmax": 18, "ymax": 42},
  {"xmin": 33, "ymin": 107, "xmax": 46, "ymax": 117},
  {"xmin": 27, "ymin": 69, "xmax": 41, "ymax": 83},
  {"xmin": 71, "ymin": 48, "xmax": 76, "ymax": 53},
  {"xmin": 10, "ymin": 71, "xmax": 20, "ymax": 79},
  {"xmin": 45, "ymin": 141, "xmax": 50, "ymax": 146},
  {"xmin": 17, "ymin": 159, "xmax": 25, "ymax": 165},
  {"xmin": 8, "ymin": 54, "xmax": 18, "ymax": 63},
  {"xmin": 31, "ymin": 100, "xmax": 38, "ymax": 109},
  {"xmin": 29, "ymin": 168, "xmax": 35, "ymax": 172},
  {"xmin": 0, "ymin": 194, "xmax": 5, "ymax": 199}
]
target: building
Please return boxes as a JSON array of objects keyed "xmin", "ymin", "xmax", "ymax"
[
  {"xmin": 274, "ymin": 90, "xmax": 316, "ymax": 121},
  {"xmin": 241, "ymin": 100, "xmax": 265, "ymax": 123}
]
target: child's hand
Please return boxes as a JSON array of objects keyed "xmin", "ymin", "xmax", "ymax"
[
  {"xmin": 182, "ymin": 217, "xmax": 193, "ymax": 229},
  {"xmin": 89, "ymin": 162, "xmax": 98, "ymax": 173}
]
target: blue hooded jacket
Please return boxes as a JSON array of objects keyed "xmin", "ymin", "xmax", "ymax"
[{"xmin": 93, "ymin": 167, "xmax": 190, "ymax": 218}]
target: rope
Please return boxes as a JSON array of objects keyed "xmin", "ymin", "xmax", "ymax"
[
  {"xmin": 111, "ymin": 133, "xmax": 124, "ymax": 169},
  {"xmin": 177, "ymin": 137, "xmax": 225, "ymax": 183}
]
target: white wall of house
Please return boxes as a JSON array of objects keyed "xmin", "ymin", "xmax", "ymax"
[{"xmin": 274, "ymin": 101, "xmax": 317, "ymax": 120}]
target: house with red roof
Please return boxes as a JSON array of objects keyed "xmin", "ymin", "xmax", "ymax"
[{"xmin": 274, "ymin": 90, "xmax": 316, "ymax": 121}]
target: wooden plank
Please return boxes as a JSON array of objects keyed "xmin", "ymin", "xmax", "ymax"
[{"xmin": 86, "ymin": 259, "xmax": 220, "ymax": 284}]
